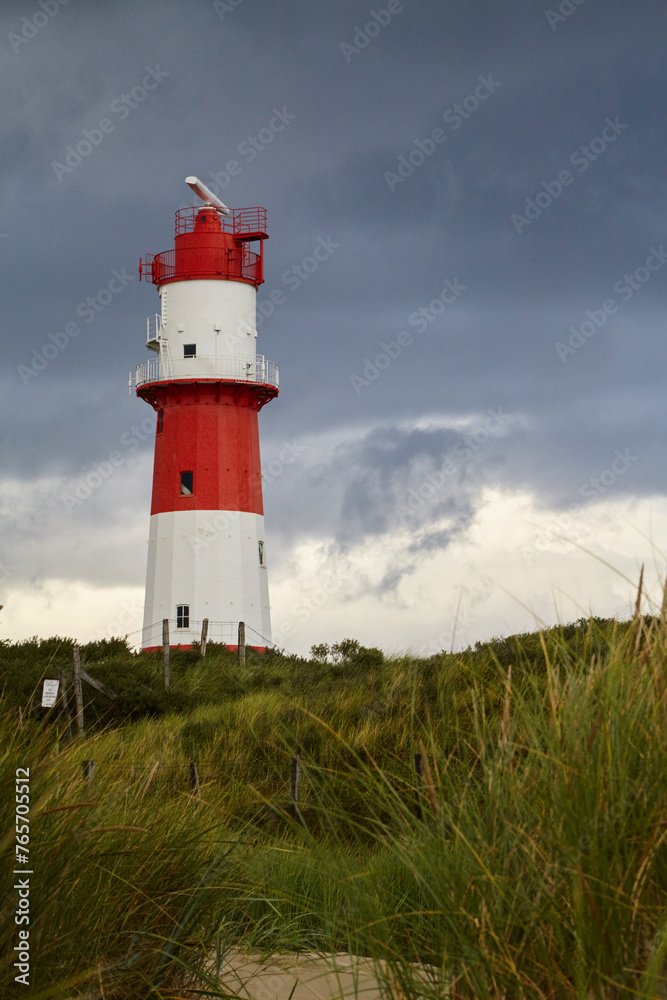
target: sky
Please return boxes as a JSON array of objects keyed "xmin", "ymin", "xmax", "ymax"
[{"xmin": 1, "ymin": 0, "xmax": 667, "ymax": 656}]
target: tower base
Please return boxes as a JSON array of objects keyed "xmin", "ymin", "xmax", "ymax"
[
  {"xmin": 140, "ymin": 643, "xmax": 269, "ymax": 653},
  {"xmin": 141, "ymin": 508, "xmax": 271, "ymax": 650}
]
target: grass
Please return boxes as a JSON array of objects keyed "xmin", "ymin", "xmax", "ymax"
[{"xmin": 0, "ymin": 612, "xmax": 665, "ymax": 998}]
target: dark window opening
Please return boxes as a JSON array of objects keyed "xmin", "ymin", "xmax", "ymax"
[
  {"xmin": 184, "ymin": 344, "xmax": 196, "ymax": 358},
  {"xmin": 176, "ymin": 605, "xmax": 190, "ymax": 629},
  {"xmin": 157, "ymin": 409, "xmax": 164, "ymax": 433},
  {"xmin": 258, "ymin": 540, "xmax": 265, "ymax": 566},
  {"xmin": 180, "ymin": 471, "xmax": 193, "ymax": 496}
]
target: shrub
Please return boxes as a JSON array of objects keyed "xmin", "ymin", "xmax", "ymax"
[{"xmin": 351, "ymin": 646, "xmax": 384, "ymax": 669}]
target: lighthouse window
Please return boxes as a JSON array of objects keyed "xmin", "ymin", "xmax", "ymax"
[
  {"xmin": 176, "ymin": 605, "xmax": 190, "ymax": 629},
  {"xmin": 183, "ymin": 344, "xmax": 196, "ymax": 358},
  {"xmin": 258, "ymin": 540, "xmax": 265, "ymax": 566},
  {"xmin": 180, "ymin": 471, "xmax": 194, "ymax": 495},
  {"xmin": 157, "ymin": 409, "xmax": 164, "ymax": 433}
]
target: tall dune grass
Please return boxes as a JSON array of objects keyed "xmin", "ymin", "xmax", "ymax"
[{"xmin": 0, "ymin": 613, "xmax": 665, "ymax": 997}]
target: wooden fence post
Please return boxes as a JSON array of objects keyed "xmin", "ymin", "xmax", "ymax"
[
  {"xmin": 73, "ymin": 646, "xmax": 84, "ymax": 736},
  {"xmin": 82, "ymin": 760, "xmax": 95, "ymax": 781},
  {"xmin": 238, "ymin": 621, "xmax": 246, "ymax": 666},
  {"xmin": 414, "ymin": 752, "xmax": 424, "ymax": 819},
  {"xmin": 200, "ymin": 618, "xmax": 209, "ymax": 658},
  {"xmin": 189, "ymin": 762, "xmax": 200, "ymax": 797},
  {"xmin": 79, "ymin": 667, "xmax": 117, "ymax": 702},
  {"xmin": 162, "ymin": 619, "xmax": 170, "ymax": 689}
]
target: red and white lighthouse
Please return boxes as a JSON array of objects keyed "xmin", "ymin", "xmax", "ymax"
[{"xmin": 134, "ymin": 177, "xmax": 278, "ymax": 650}]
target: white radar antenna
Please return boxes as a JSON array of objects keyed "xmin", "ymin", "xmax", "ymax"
[{"xmin": 185, "ymin": 175, "xmax": 230, "ymax": 215}]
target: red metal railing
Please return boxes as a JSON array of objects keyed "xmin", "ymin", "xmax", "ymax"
[
  {"xmin": 175, "ymin": 206, "xmax": 267, "ymax": 237},
  {"xmin": 142, "ymin": 246, "xmax": 261, "ymax": 285}
]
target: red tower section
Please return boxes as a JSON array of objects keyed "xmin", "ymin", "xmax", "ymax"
[{"xmin": 140, "ymin": 206, "xmax": 268, "ymax": 286}]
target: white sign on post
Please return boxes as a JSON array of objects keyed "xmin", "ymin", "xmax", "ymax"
[{"xmin": 41, "ymin": 679, "xmax": 60, "ymax": 708}]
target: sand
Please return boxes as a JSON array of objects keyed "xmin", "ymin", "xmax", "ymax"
[
  {"xmin": 65, "ymin": 948, "xmax": 438, "ymax": 998},
  {"xmin": 200, "ymin": 948, "xmax": 436, "ymax": 999}
]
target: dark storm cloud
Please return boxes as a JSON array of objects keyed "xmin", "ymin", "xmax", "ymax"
[
  {"xmin": 261, "ymin": 413, "xmax": 512, "ymax": 579},
  {"xmin": 260, "ymin": 392, "xmax": 655, "ymax": 578},
  {"xmin": 332, "ymin": 423, "xmax": 483, "ymax": 543},
  {"xmin": 2, "ymin": 0, "xmax": 667, "ymax": 595},
  {"xmin": 262, "ymin": 410, "xmax": 517, "ymax": 594}
]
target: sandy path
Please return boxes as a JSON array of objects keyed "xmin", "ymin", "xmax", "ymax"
[{"xmin": 203, "ymin": 948, "xmax": 436, "ymax": 999}]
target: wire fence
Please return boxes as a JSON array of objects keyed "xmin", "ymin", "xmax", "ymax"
[
  {"xmin": 69, "ymin": 754, "xmax": 428, "ymax": 815},
  {"xmin": 25, "ymin": 623, "xmax": 293, "ymax": 739},
  {"xmin": 71, "ymin": 755, "xmax": 312, "ymax": 809},
  {"xmin": 125, "ymin": 619, "xmax": 276, "ymax": 651}
]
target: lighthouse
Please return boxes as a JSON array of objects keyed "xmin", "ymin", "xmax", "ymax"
[{"xmin": 134, "ymin": 177, "xmax": 278, "ymax": 651}]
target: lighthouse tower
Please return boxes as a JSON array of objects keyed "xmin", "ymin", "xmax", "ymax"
[{"xmin": 134, "ymin": 177, "xmax": 278, "ymax": 650}]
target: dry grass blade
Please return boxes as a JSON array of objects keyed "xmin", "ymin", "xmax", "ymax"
[
  {"xmin": 500, "ymin": 665, "xmax": 512, "ymax": 749},
  {"xmin": 33, "ymin": 800, "xmax": 95, "ymax": 817},
  {"xmin": 86, "ymin": 825, "xmax": 150, "ymax": 834},
  {"xmin": 633, "ymin": 564, "xmax": 645, "ymax": 656},
  {"xmin": 585, "ymin": 709, "xmax": 604, "ymax": 754},
  {"xmin": 418, "ymin": 739, "xmax": 438, "ymax": 816},
  {"xmin": 630, "ymin": 826, "xmax": 667, "ymax": 933},
  {"xmin": 140, "ymin": 759, "xmax": 161, "ymax": 800},
  {"xmin": 633, "ymin": 564, "xmax": 645, "ymax": 620},
  {"xmin": 578, "ymin": 871, "xmax": 603, "ymax": 938}
]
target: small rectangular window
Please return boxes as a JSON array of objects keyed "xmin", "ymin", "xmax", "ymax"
[
  {"xmin": 183, "ymin": 344, "xmax": 196, "ymax": 358},
  {"xmin": 176, "ymin": 605, "xmax": 190, "ymax": 629},
  {"xmin": 258, "ymin": 540, "xmax": 265, "ymax": 566},
  {"xmin": 157, "ymin": 409, "xmax": 164, "ymax": 433},
  {"xmin": 180, "ymin": 471, "xmax": 193, "ymax": 495}
]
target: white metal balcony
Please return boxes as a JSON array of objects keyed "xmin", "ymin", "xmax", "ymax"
[{"xmin": 134, "ymin": 353, "xmax": 279, "ymax": 389}]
